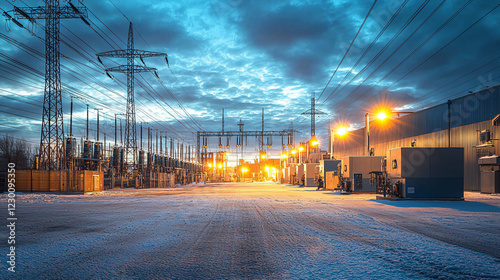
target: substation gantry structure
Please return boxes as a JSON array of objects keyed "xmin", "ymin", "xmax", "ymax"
[
  {"xmin": 196, "ymin": 110, "xmax": 294, "ymax": 164},
  {"xmin": 196, "ymin": 129, "xmax": 294, "ymax": 162}
]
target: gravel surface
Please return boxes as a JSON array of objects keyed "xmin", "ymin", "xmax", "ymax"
[{"xmin": 2, "ymin": 182, "xmax": 500, "ymax": 279}]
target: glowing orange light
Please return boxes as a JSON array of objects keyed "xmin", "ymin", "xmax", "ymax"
[
  {"xmin": 291, "ymin": 149, "xmax": 297, "ymax": 155},
  {"xmin": 261, "ymin": 154, "xmax": 266, "ymax": 159},
  {"xmin": 218, "ymin": 163, "xmax": 223, "ymax": 169},
  {"xmin": 337, "ymin": 127, "xmax": 347, "ymax": 136},
  {"xmin": 311, "ymin": 140, "xmax": 319, "ymax": 146},
  {"xmin": 281, "ymin": 153, "xmax": 288, "ymax": 159},
  {"xmin": 377, "ymin": 111, "xmax": 388, "ymax": 121},
  {"xmin": 207, "ymin": 163, "xmax": 213, "ymax": 168},
  {"xmin": 298, "ymin": 146, "xmax": 304, "ymax": 152},
  {"xmin": 265, "ymin": 166, "xmax": 270, "ymax": 171}
]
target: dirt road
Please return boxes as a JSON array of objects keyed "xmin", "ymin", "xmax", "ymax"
[{"xmin": 5, "ymin": 182, "xmax": 500, "ymax": 279}]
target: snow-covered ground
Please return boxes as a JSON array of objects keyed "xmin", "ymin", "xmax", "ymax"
[{"xmin": 2, "ymin": 183, "xmax": 500, "ymax": 279}]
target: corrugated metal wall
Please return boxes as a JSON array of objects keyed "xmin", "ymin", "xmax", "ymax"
[{"xmin": 333, "ymin": 86, "xmax": 500, "ymax": 191}]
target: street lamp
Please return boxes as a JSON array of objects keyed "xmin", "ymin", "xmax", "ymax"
[
  {"xmin": 337, "ymin": 127, "xmax": 347, "ymax": 136},
  {"xmin": 290, "ymin": 149, "xmax": 297, "ymax": 164},
  {"xmin": 377, "ymin": 111, "xmax": 387, "ymax": 121},
  {"xmin": 241, "ymin": 166, "xmax": 248, "ymax": 179},
  {"xmin": 330, "ymin": 126, "xmax": 348, "ymax": 159},
  {"xmin": 298, "ymin": 145, "xmax": 304, "ymax": 164},
  {"xmin": 311, "ymin": 139, "xmax": 319, "ymax": 147},
  {"xmin": 365, "ymin": 109, "xmax": 411, "ymax": 155}
]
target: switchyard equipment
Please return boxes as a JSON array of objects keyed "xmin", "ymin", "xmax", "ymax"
[
  {"xmin": 303, "ymin": 163, "xmax": 318, "ymax": 187},
  {"xmin": 339, "ymin": 156, "xmax": 385, "ymax": 192},
  {"xmin": 320, "ymin": 159, "xmax": 341, "ymax": 190},
  {"xmin": 297, "ymin": 165, "xmax": 305, "ymax": 185},
  {"xmin": 478, "ymin": 155, "xmax": 500, "ymax": 194},
  {"xmin": 319, "ymin": 160, "xmax": 341, "ymax": 183},
  {"xmin": 382, "ymin": 147, "xmax": 464, "ymax": 200},
  {"xmin": 286, "ymin": 166, "xmax": 290, "ymax": 184},
  {"xmin": 325, "ymin": 171, "xmax": 340, "ymax": 190},
  {"xmin": 65, "ymin": 137, "xmax": 76, "ymax": 169},
  {"xmin": 287, "ymin": 166, "xmax": 296, "ymax": 185}
]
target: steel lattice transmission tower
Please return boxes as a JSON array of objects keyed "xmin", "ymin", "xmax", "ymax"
[
  {"xmin": 97, "ymin": 22, "xmax": 168, "ymax": 166},
  {"xmin": 5, "ymin": 0, "xmax": 89, "ymax": 170},
  {"xmin": 301, "ymin": 92, "xmax": 326, "ymax": 138}
]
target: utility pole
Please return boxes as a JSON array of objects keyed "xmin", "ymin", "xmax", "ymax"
[
  {"xmin": 86, "ymin": 104, "xmax": 89, "ymax": 140},
  {"xmin": 164, "ymin": 133, "xmax": 168, "ymax": 156},
  {"xmin": 237, "ymin": 119, "xmax": 244, "ymax": 160},
  {"xmin": 115, "ymin": 115, "xmax": 117, "ymax": 146},
  {"xmin": 160, "ymin": 132, "xmax": 165, "ymax": 155},
  {"xmin": 147, "ymin": 127, "xmax": 151, "ymax": 154},
  {"xmin": 114, "ymin": 113, "xmax": 125, "ymax": 146},
  {"xmin": 3, "ymin": 1, "xmax": 89, "ymax": 170},
  {"xmin": 170, "ymin": 138, "xmax": 174, "ymax": 158},
  {"xmin": 139, "ymin": 122, "xmax": 148, "ymax": 150},
  {"xmin": 94, "ymin": 108, "xmax": 102, "ymax": 142},
  {"xmin": 261, "ymin": 108, "xmax": 264, "ymax": 153},
  {"xmin": 97, "ymin": 22, "xmax": 168, "ymax": 167},
  {"xmin": 69, "ymin": 96, "xmax": 73, "ymax": 137},
  {"xmin": 301, "ymin": 92, "xmax": 326, "ymax": 138},
  {"xmin": 120, "ymin": 119, "xmax": 123, "ymax": 146}
]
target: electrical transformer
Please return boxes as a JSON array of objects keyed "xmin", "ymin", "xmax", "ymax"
[
  {"xmin": 386, "ymin": 147, "xmax": 464, "ymax": 199},
  {"xmin": 340, "ymin": 156, "xmax": 385, "ymax": 192},
  {"xmin": 319, "ymin": 159, "xmax": 341, "ymax": 183},
  {"xmin": 297, "ymin": 165, "xmax": 305, "ymax": 185},
  {"xmin": 304, "ymin": 163, "xmax": 319, "ymax": 187},
  {"xmin": 479, "ymin": 155, "xmax": 500, "ymax": 194}
]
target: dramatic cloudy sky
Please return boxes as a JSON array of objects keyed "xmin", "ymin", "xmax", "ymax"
[{"xmin": 1, "ymin": 0, "xmax": 499, "ymax": 160}]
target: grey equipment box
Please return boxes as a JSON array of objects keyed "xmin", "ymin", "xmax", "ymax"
[
  {"xmin": 319, "ymin": 159, "xmax": 341, "ymax": 181},
  {"xmin": 341, "ymin": 156, "xmax": 385, "ymax": 192},
  {"xmin": 479, "ymin": 155, "xmax": 500, "ymax": 194},
  {"xmin": 304, "ymin": 163, "xmax": 319, "ymax": 187},
  {"xmin": 386, "ymin": 147, "xmax": 464, "ymax": 199}
]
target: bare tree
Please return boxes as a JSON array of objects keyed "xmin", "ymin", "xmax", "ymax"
[{"xmin": 0, "ymin": 135, "xmax": 34, "ymax": 170}]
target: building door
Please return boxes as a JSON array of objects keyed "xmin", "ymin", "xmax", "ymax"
[{"xmin": 93, "ymin": 175, "xmax": 99, "ymax": 192}]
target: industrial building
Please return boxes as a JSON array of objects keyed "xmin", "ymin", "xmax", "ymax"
[{"xmin": 332, "ymin": 85, "xmax": 500, "ymax": 191}]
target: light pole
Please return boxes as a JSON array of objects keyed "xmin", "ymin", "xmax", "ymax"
[
  {"xmin": 307, "ymin": 138, "xmax": 319, "ymax": 163},
  {"xmin": 330, "ymin": 127, "xmax": 347, "ymax": 159},
  {"xmin": 365, "ymin": 110, "xmax": 412, "ymax": 155},
  {"xmin": 280, "ymin": 151, "xmax": 288, "ymax": 183},
  {"xmin": 290, "ymin": 148, "xmax": 297, "ymax": 165},
  {"xmin": 330, "ymin": 127, "xmax": 334, "ymax": 160},
  {"xmin": 298, "ymin": 145, "xmax": 304, "ymax": 164},
  {"xmin": 365, "ymin": 113, "xmax": 370, "ymax": 156}
]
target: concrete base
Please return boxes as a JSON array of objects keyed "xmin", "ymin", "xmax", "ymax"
[{"xmin": 376, "ymin": 195, "xmax": 464, "ymax": 201}]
